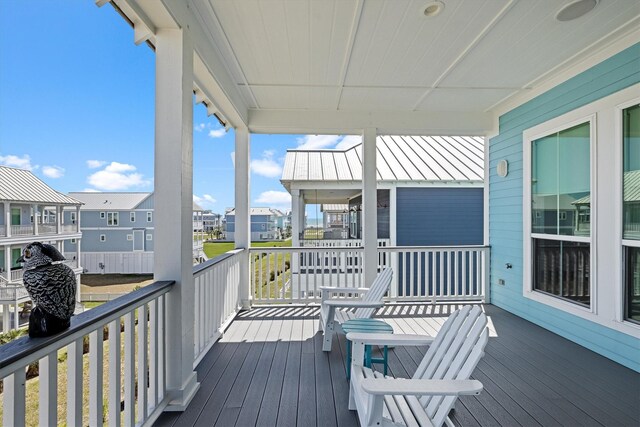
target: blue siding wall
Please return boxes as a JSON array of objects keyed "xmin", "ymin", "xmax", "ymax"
[
  {"xmin": 489, "ymin": 43, "xmax": 640, "ymax": 371},
  {"xmin": 396, "ymin": 187, "xmax": 484, "ymax": 246}
]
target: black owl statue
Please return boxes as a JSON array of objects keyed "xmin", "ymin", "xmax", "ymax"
[{"xmin": 17, "ymin": 242, "xmax": 77, "ymax": 337}]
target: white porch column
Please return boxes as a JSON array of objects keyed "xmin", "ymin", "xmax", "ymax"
[
  {"xmin": 56, "ymin": 206, "xmax": 62, "ymax": 234},
  {"xmin": 75, "ymin": 206, "xmax": 81, "ymax": 233},
  {"xmin": 154, "ymin": 27, "xmax": 199, "ymax": 411},
  {"xmin": 291, "ymin": 189, "xmax": 301, "ymax": 246},
  {"xmin": 3, "ymin": 202, "xmax": 10, "ymax": 237},
  {"xmin": 362, "ymin": 128, "xmax": 378, "ymax": 287},
  {"xmin": 235, "ymin": 126, "xmax": 251, "ymax": 309},
  {"xmin": 33, "ymin": 204, "xmax": 38, "ymax": 236},
  {"xmin": 4, "ymin": 245, "xmax": 10, "ymax": 282}
]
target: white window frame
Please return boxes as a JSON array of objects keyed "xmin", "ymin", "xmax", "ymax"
[
  {"xmin": 70, "ymin": 212, "xmax": 77, "ymax": 223},
  {"xmin": 524, "ymin": 114, "xmax": 596, "ymax": 314},
  {"xmin": 523, "ymin": 84, "xmax": 640, "ymax": 338},
  {"xmin": 100, "ymin": 234, "xmax": 106, "ymax": 242},
  {"xmin": 100, "ymin": 212, "xmax": 105, "ymax": 219},
  {"xmin": 618, "ymin": 96, "xmax": 640, "ymax": 328},
  {"xmin": 127, "ymin": 234, "xmax": 133, "ymax": 241},
  {"xmin": 130, "ymin": 212, "xmax": 135, "ymax": 222},
  {"xmin": 70, "ymin": 238, "xmax": 76, "ymax": 244},
  {"xmin": 107, "ymin": 212, "xmax": 119, "ymax": 226},
  {"xmin": 146, "ymin": 234, "xmax": 153, "ymax": 241},
  {"xmin": 147, "ymin": 212, "xmax": 152, "ymax": 222}
]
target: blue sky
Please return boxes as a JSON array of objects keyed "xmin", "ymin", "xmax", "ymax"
[{"xmin": 0, "ymin": 1, "xmax": 360, "ymax": 215}]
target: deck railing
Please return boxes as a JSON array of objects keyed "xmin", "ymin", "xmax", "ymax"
[
  {"xmin": 300, "ymin": 238, "xmax": 390, "ymax": 248},
  {"xmin": 61, "ymin": 224, "xmax": 77, "ymax": 233},
  {"xmin": 38, "ymin": 224, "xmax": 57, "ymax": 234},
  {"xmin": 378, "ymin": 246, "xmax": 490, "ymax": 302},
  {"xmin": 0, "ymin": 281, "xmax": 173, "ymax": 427},
  {"xmin": 10, "ymin": 269, "xmax": 23, "ymax": 282},
  {"xmin": 249, "ymin": 245, "xmax": 489, "ymax": 304},
  {"xmin": 10, "ymin": 225, "xmax": 33, "ymax": 236},
  {"xmin": 193, "ymin": 249, "xmax": 243, "ymax": 365}
]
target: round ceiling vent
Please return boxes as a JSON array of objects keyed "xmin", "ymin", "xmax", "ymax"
[
  {"xmin": 556, "ymin": 0, "xmax": 598, "ymax": 22},
  {"xmin": 423, "ymin": 1, "xmax": 445, "ymax": 17}
]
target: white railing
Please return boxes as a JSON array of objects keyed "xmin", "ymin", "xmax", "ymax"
[
  {"xmin": 39, "ymin": 224, "xmax": 57, "ymax": 234},
  {"xmin": 0, "ymin": 281, "xmax": 173, "ymax": 427},
  {"xmin": 0, "ymin": 225, "xmax": 6, "ymax": 237},
  {"xmin": 378, "ymin": 246, "xmax": 490, "ymax": 303},
  {"xmin": 10, "ymin": 269, "xmax": 23, "ymax": 282},
  {"xmin": 61, "ymin": 259, "xmax": 78, "ymax": 269},
  {"xmin": 250, "ymin": 246, "xmax": 365, "ymax": 304},
  {"xmin": 249, "ymin": 245, "xmax": 489, "ymax": 304},
  {"xmin": 300, "ymin": 238, "xmax": 390, "ymax": 248},
  {"xmin": 193, "ymin": 249, "xmax": 243, "ymax": 365},
  {"xmin": 10, "ymin": 225, "xmax": 33, "ymax": 236}
]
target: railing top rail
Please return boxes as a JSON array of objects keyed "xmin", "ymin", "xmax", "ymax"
[
  {"xmin": 193, "ymin": 248, "xmax": 244, "ymax": 275},
  {"xmin": 379, "ymin": 245, "xmax": 490, "ymax": 251},
  {"xmin": 248, "ymin": 246, "xmax": 364, "ymax": 253},
  {"xmin": 0, "ymin": 280, "xmax": 174, "ymax": 372}
]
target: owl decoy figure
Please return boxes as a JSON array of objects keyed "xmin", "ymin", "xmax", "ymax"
[{"xmin": 17, "ymin": 242, "xmax": 77, "ymax": 337}]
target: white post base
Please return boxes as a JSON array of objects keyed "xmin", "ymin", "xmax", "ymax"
[{"xmin": 164, "ymin": 371, "xmax": 200, "ymax": 412}]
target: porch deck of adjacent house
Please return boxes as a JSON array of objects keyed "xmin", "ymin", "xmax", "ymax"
[{"xmin": 156, "ymin": 303, "xmax": 640, "ymax": 427}]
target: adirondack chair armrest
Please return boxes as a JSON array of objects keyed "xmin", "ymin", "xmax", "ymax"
[
  {"xmin": 360, "ymin": 378, "xmax": 483, "ymax": 396},
  {"xmin": 319, "ymin": 286, "xmax": 370, "ymax": 294},
  {"xmin": 347, "ymin": 332, "xmax": 434, "ymax": 347},
  {"xmin": 323, "ymin": 300, "xmax": 384, "ymax": 308}
]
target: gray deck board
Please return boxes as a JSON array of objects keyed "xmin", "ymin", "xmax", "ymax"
[{"xmin": 156, "ymin": 304, "xmax": 640, "ymax": 427}]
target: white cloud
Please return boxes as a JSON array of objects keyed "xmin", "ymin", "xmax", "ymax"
[
  {"xmin": 87, "ymin": 161, "xmax": 150, "ymax": 191},
  {"xmin": 255, "ymin": 190, "xmax": 291, "ymax": 207},
  {"xmin": 0, "ymin": 154, "xmax": 34, "ymax": 170},
  {"xmin": 194, "ymin": 194, "xmax": 217, "ymax": 207},
  {"xmin": 194, "ymin": 123, "xmax": 206, "ymax": 132},
  {"xmin": 296, "ymin": 135, "xmax": 341, "ymax": 150},
  {"xmin": 86, "ymin": 160, "xmax": 106, "ymax": 169},
  {"xmin": 296, "ymin": 134, "xmax": 362, "ymax": 150},
  {"xmin": 251, "ymin": 150, "xmax": 283, "ymax": 178},
  {"xmin": 335, "ymin": 135, "xmax": 362, "ymax": 150},
  {"xmin": 42, "ymin": 166, "xmax": 65, "ymax": 179},
  {"xmin": 208, "ymin": 128, "xmax": 226, "ymax": 138}
]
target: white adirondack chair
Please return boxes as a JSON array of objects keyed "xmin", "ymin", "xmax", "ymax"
[
  {"xmin": 347, "ymin": 305, "xmax": 489, "ymax": 427},
  {"xmin": 319, "ymin": 268, "xmax": 393, "ymax": 351}
]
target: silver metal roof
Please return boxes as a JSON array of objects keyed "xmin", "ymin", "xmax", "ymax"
[
  {"xmin": 225, "ymin": 207, "xmax": 278, "ymax": 216},
  {"xmin": 573, "ymin": 170, "xmax": 640, "ymax": 205},
  {"xmin": 321, "ymin": 204, "xmax": 349, "ymax": 212},
  {"xmin": 281, "ymin": 136, "xmax": 484, "ymax": 187},
  {"xmin": 0, "ymin": 166, "xmax": 81, "ymax": 205},
  {"xmin": 69, "ymin": 192, "xmax": 151, "ymax": 210},
  {"xmin": 70, "ymin": 192, "xmax": 206, "ymax": 211}
]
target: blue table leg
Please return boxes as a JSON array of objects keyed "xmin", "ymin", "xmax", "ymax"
[{"xmin": 383, "ymin": 346, "xmax": 388, "ymax": 376}]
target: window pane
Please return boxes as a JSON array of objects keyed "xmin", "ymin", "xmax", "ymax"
[
  {"xmin": 625, "ymin": 246, "xmax": 640, "ymax": 323},
  {"xmin": 532, "ymin": 134, "xmax": 558, "ymax": 234},
  {"xmin": 623, "ymin": 104, "xmax": 640, "ymax": 240},
  {"xmin": 532, "ymin": 238, "xmax": 590, "ymax": 307},
  {"xmin": 532, "ymin": 122, "xmax": 590, "ymax": 236},
  {"xmin": 558, "ymin": 123, "xmax": 590, "ymax": 236}
]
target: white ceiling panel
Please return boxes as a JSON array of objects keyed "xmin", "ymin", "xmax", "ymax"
[
  {"xmin": 344, "ymin": 0, "xmax": 510, "ymax": 87},
  {"xmin": 441, "ymin": 0, "xmax": 640, "ymax": 89},
  {"xmin": 416, "ymin": 88, "xmax": 516, "ymax": 112},
  {"xmin": 339, "ymin": 87, "xmax": 424, "ymax": 111},
  {"xmin": 250, "ymin": 85, "xmax": 339, "ymax": 110}
]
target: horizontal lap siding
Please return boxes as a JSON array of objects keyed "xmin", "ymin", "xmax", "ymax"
[
  {"xmin": 489, "ymin": 43, "xmax": 640, "ymax": 371},
  {"xmin": 396, "ymin": 187, "xmax": 484, "ymax": 246}
]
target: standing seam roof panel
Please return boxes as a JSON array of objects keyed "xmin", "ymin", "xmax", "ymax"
[
  {"xmin": 398, "ymin": 136, "xmax": 439, "ymax": 180},
  {"xmin": 431, "ymin": 136, "xmax": 483, "ymax": 180}
]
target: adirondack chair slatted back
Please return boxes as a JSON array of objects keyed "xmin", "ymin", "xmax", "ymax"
[
  {"xmin": 414, "ymin": 306, "xmax": 489, "ymax": 426},
  {"xmin": 353, "ymin": 268, "xmax": 393, "ymax": 318}
]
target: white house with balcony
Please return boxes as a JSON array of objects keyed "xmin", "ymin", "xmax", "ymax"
[
  {"xmin": 0, "ymin": 165, "xmax": 82, "ymax": 332},
  {"xmin": 0, "ymin": 2, "xmax": 639, "ymax": 427}
]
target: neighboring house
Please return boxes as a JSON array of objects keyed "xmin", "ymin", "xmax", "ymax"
[
  {"xmin": 202, "ymin": 211, "xmax": 222, "ymax": 233},
  {"xmin": 321, "ymin": 204, "xmax": 349, "ymax": 239},
  {"xmin": 68, "ymin": 192, "xmax": 205, "ymax": 274},
  {"xmin": 0, "ymin": 166, "xmax": 82, "ymax": 331},
  {"xmin": 224, "ymin": 207, "xmax": 280, "ymax": 241},
  {"xmin": 281, "ymin": 135, "xmax": 484, "ymax": 247}
]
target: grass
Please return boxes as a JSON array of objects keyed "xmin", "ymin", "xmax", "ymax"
[{"xmin": 204, "ymin": 241, "xmax": 293, "ymax": 300}]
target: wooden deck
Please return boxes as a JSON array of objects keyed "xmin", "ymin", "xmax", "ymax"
[{"xmin": 155, "ymin": 304, "xmax": 640, "ymax": 427}]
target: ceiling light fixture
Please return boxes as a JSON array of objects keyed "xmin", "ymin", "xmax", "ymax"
[
  {"xmin": 423, "ymin": 1, "xmax": 444, "ymax": 17},
  {"xmin": 556, "ymin": 0, "xmax": 598, "ymax": 22}
]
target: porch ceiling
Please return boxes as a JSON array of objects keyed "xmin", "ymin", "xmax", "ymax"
[{"xmin": 117, "ymin": 0, "xmax": 640, "ymax": 134}]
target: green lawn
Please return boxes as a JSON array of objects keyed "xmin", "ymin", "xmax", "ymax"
[{"xmin": 203, "ymin": 240, "xmax": 291, "ymax": 258}]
